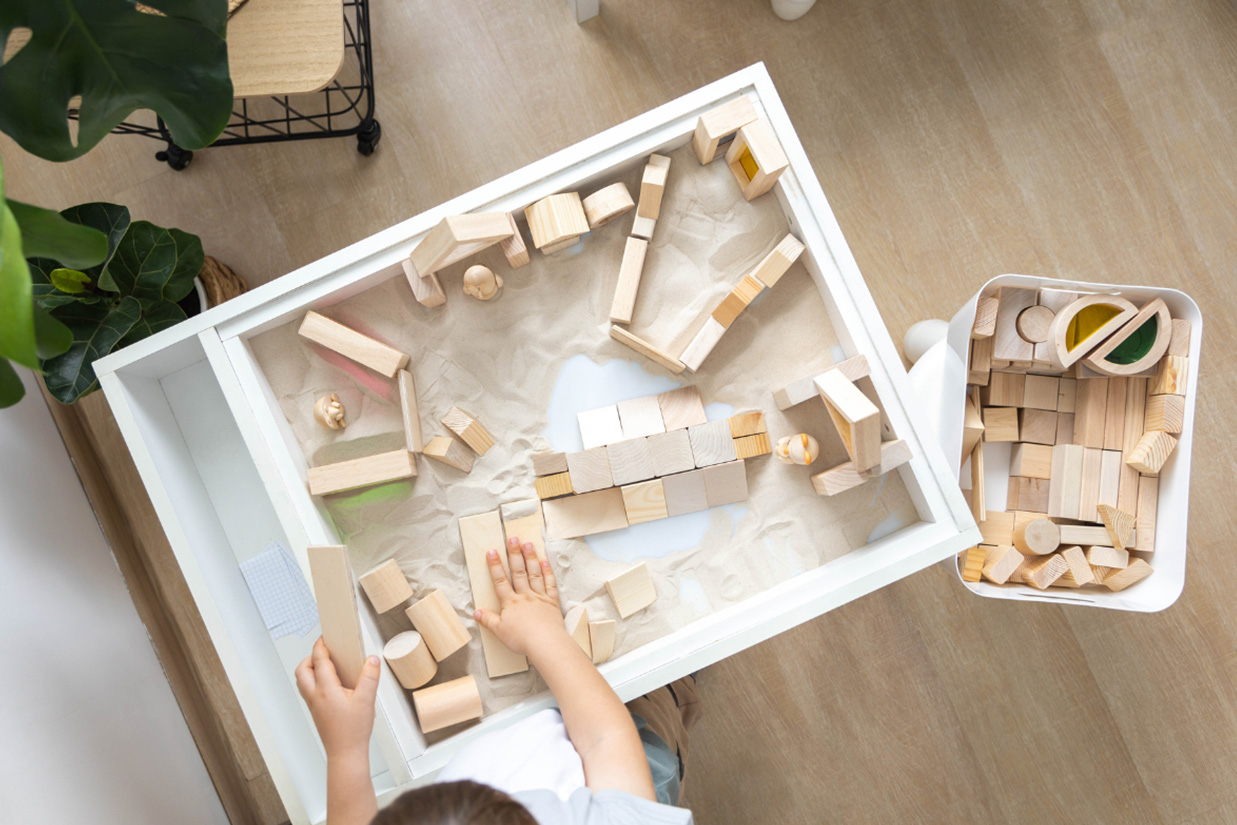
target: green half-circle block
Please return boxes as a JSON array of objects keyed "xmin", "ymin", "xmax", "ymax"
[{"xmin": 1106, "ymin": 316, "xmax": 1159, "ymax": 365}]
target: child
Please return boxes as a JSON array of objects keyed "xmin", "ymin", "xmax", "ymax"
[{"xmin": 297, "ymin": 537, "xmax": 698, "ymax": 825}]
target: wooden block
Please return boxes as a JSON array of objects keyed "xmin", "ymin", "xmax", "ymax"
[
  {"xmin": 610, "ymin": 325, "xmax": 686, "ymax": 374},
  {"xmin": 981, "ymin": 372, "xmax": 1026, "ymax": 407},
  {"xmin": 577, "ymin": 405, "xmax": 625, "ymax": 450},
  {"xmin": 661, "ymin": 469, "xmax": 709, "ymax": 516},
  {"xmin": 459, "ymin": 511, "xmax": 528, "ymax": 677},
  {"xmin": 1168, "ymin": 318, "xmax": 1191, "ymax": 357},
  {"xmin": 308, "ymin": 449, "xmax": 417, "ymax": 496},
  {"xmin": 1057, "ymin": 524, "xmax": 1116, "ymax": 546},
  {"xmin": 1019, "ymin": 408, "xmax": 1058, "ymax": 445},
  {"xmin": 565, "ymin": 446, "xmax": 614, "ymax": 493},
  {"xmin": 1014, "ymin": 517, "xmax": 1060, "ymax": 556},
  {"xmin": 703, "ymin": 459, "xmax": 748, "ymax": 507},
  {"xmin": 749, "ymin": 234, "xmax": 805, "ymax": 291},
  {"xmin": 982, "ymin": 544, "xmax": 1024, "ymax": 584},
  {"xmin": 607, "ymin": 438, "xmax": 656, "ymax": 487},
  {"xmin": 605, "ymin": 562, "xmax": 657, "ymax": 618},
  {"xmin": 535, "ymin": 471, "xmax": 575, "ymax": 500},
  {"xmin": 500, "ymin": 499, "xmax": 548, "ymax": 566},
  {"xmin": 1011, "ymin": 555, "xmax": 1034, "ymax": 584},
  {"xmin": 298, "ymin": 311, "xmax": 410, "ymax": 378},
  {"xmin": 582, "ymin": 182, "xmax": 634, "ymax": 229},
  {"xmin": 982, "ymin": 408, "xmax": 1020, "ymax": 442},
  {"xmin": 1089, "ymin": 565, "xmax": 1114, "ymax": 583},
  {"xmin": 636, "ymin": 154, "xmax": 671, "ymax": 220},
  {"xmin": 1059, "ymin": 545, "xmax": 1095, "ymax": 585},
  {"xmin": 968, "ymin": 335, "xmax": 993, "ymax": 386},
  {"xmin": 404, "ymin": 589, "xmax": 470, "ymax": 661},
  {"xmin": 1098, "ymin": 450, "xmax": 1121, "ymax": 512},
  {"xmin": 680, "ymin": 316, "xmax": 728, "ymax": 373},
  {"xmin": 1103, "ymin": 558, "xmax": 1153, "ymax": 592},
  {"xmin": 688, "ymin": 419, "xmax": 738, "ymax": 467},
  {"xmin": 1096, "ymin": 503, "xmax": 1136, "ymax": 551},
  {"xmin": 1078, "ymin": 447, "xmax": 1103, "ymax": 522},
  {"xmin": 1047, "ymin": 444, "xmax": 1084, "ymax": 519},
  {"xmin": 969, "ymin": 442, "xmax": 985, "ymax": 524},
  {"xmin": 972, "ymin": 295, "xmax": 998, "ymax": 339},
  {"xmin": 729, "ymin": 412, "xmax": 767, "ymax": 438},
  {"xmin": 733, "ymin": 432, "xmax": 772, "ymax": 459},
  {"xmin": 441, "ymin": 407, "xmax": 494, "ymax": 456},
  {"xmin": 1087, "ymin": 545, "xmax": 1129, "ymax": 569},
  {"xmin": 1118, "ymin": 377, "xmax": 1148, "ymax": 512},
  {"xmin": 357, "ymin": 559, "xmax": 412, "ymax": 614},
  {"xmin": 774, "ymin": 355, "xmax": 871, "ymax": 410},
  {"xmin": 692, "ymin": 95, "xmax": 759, "ymax": 164},
  {"xmin": 1084, "ymin": 298, "xmax": 1172, "ymax": 377},
  {"xmin": 402, "ymin": 258, "xmax": 447, "ymax": 309},
  {"xmin": 712, "ymin": 274, "xmax": 767, "ymax": 328},
  {"xmin": 617, "ymin": 394, "xmax": 666, "ymax": 440},
  {"xmin": 589, "ymin": 620, "xmax": 616, "ymax": 664},
  {"xmin": 412, "ymin": 675, "xmax": 482, "ymax": 734},
  {"xmin": 1022, "ymin": 553, "xmax": 1069, "ymax": 590},
  {"xmin": 978, "ymin": 510, "xmax": 1016, "ymax": 546},
  {"xmin": 393, "ymin": 369, "xmax": 425, "ymax": 454},
  {"xmin": 630, "ymin": 214, "xmax": 656, "ymax": 241},
  {"xmin": 725, "ymin": 119, "xmax": 788, "ymax": 201},
  {"xmin": 1044, "ymin": 294, "xmax": 1138, "ymax": 369},
  {"xmin": 541, "ymin": 235, "xmax": 580, "ymax": 255},
  {"xmin": 609, "ymin": 237, "xmax": 649, "ymax": 325},
  {"xmin": 1102, "ymin": 377, "xmax": 1128, "ymax": 451},
  {"xmin": 1135, "ymin": 475, "xmax": 1158, "ymax": 553},
  {"xmin": 524, "ymin": 193, "xmax": 590, "ymax": 250},
  {"xmin": 532, "ymin": 451, "xmax": 569, "ymax": 477},
  {"xmin": 1056, "ymin": 413, "xmax": 1075, "ymax": 445},
  {"xmin": 383, "ymin": 631, "xmax": 437, "ymax": 690},
  {"xmin": 1009, "ymin": 477, "xmax": 1051, "ymax": 513},
  {"xmin": 307, "ymin": 546, "xmax": 366, "ymax": 688},
  {"xmin": 1033, "ymin": 289, "xmax": 1082, "ymax": 364},
  {"xmin": 1125, "ymin": 430, "xmax": 1177, "ymax": 475},
  {"xmin": 962, "ymin": 397, "xmax": 985, "ymax": 466},
  {"xmin": 815, "ymin": 370, "xmax": 882, "ymax": 470},
  {"xmin": 410, "ymin": 213, "xmax": 513, "ymax": 275},
  {"xmin": 1057, "ymin": 377, "xmax": 1077, "ymax": 413},
  {"xmin": 543, "ymin": 488, "xmax": 628, "ymax": 539},
  {"xmin": 1073, "ymin": 376, "xmax": 1109, "ymax": 448},
  {"xmin": 810, "ymin": 440, "xmax": 913, "ymax": 496},
  {"xmin": 1144, "ymin": 394, "xmax": 1185, "ymax": 433},
  {"xmin": 991, "ymin": 287, "xmax": 1039, "ymax": 362},
  {"xmin": 621, "ymin": 478, "xmax": 669, "ymax": 524},
  {"xmin": 563, "ymin": 606, "xmax": 591, "ymax": 658},
  {"xmin": 1022, "ymin": 374, "xmax": 1059, "ymax": 411},
  {"xmin": 423, "ymin": 435, "xmax": 474, "ymax": 473},
  {"xmin": 959, "ymin": 547, "xmax": 984, "ymax": 583},
  {"xmin": 1016, "ymin": 305, "xmax": 1056, "ymax": 344},
  {"xmin": 657, "ymin": 385, "xmax": 707, "ymax": 430},
  {"xmin": 647, "ymin": 429, "xmax": 696, "ymax": 477},
  {"xmin": 499, "ymin": 212, "xmax": 530, "ymax": 269}
]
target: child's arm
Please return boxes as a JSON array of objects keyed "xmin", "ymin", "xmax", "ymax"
[
  {"xmin": 475, "ymin": 538, "xmax": 657, "ymax": 802},
  {"xmin": 295, "ymin": 638, "xmax": 382, "ymax": 825}
]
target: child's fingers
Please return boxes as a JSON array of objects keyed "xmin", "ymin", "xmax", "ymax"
[
  {"xmin": 507, "ymin": 537, "xmax": 531, "ymax": 593},
  {"xmin": 540, "ymin": 558, "xmax": 559, "ymax": 600},
  {"xmin": 353, "ymin": 655, "xmax": 381, "ymax": 705},
  {"xmin": 312, "ymin": 636, "xmax": 341, "ymax": 689},
  {"xmin": 486, "ymin": 549, "xmax": 515, "ymax": 604},
  {"xmin": 525, "ymin": 543, "xmax": 545, "ymax": 594},
  {"xmin": 474, "ymin": 607, "xmax": 500, "ymax": 634},
  {"xmin": 294, "ymin": 654, "xmax": 315, "ymax": 699}
]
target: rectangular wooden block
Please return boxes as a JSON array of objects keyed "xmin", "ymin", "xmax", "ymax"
[
  {"xmin": 1019, "ymin": 408, "xmax": 1058, "ymax": 445},
  {"xmin": 499, "ymin": 212, "xmax": 529, "ymax": 268},
  {"xmin": 609, "ymin": 236, "xmax": 649, "ymax": 325},
  {"xmin": 441, "ymin": 407, "xmax": 494, "ymax": 456},
  {"xmin": 499, "ymin": 499, "xmax": 548, "ymax": 565},
  {"xmin": 981, "ymin": 372, "xmax": 1026, "ymax": 408},
  {"xmin": 1008, "ymin": 477, "xmax": 1050, "ymax": 513},
  {"xmin": 459, "ymin": 511, "xmax": 528, "ymax": 677},
  {"xmin": 726, "ymin": 120, "xmax": 790, "ymax": 201},
  {"xmin": 680, "ymin": 316, "xmax": 727, "ymax": 372},
  {"xmin": 1047, "ymin": 444, "xmax": 1085, "ymax": 520},
  {"xmin": 565, "ymin": 446, "xmax": 614, "ymax": 493},
  {"xmin": 630, "ymin": 215, "xmax": 656, "ymax": 241},
  {"xmin": 578, "ymin": 405, "xmax": 625, "ymax": 450},
  {"xmin": 1152, "ymin": 355, "xmax": 1188, "ymax": 396},
  {"xmin": 1118, "ymin": 377, "xmax": 1148, "ymax": 513},
  {"xmin": 298, "ymin": 311, "xmax": 410, "ymax": 378},
  {"xmin": 661, "ymin": 469, "xmax": 709, "ymax": 516},
  {"xmin": 1022, "ymin": 374, "xmax": 1059, "ymax": 411},
  {"xmin": 711, "ymin": 275, "xmax": 766, "ymax": 328},
  {"xmin": 703, "ymin": 459, "xmax": 748, "ymax": 507},
  {"xmin": 1074, "ymin": 376, "xmax": 1109, "ymax": 448},
  {"xmin": 960, "ymin": 547, "xmax": 984, "ymax": 583},
  {"xmin": 411, "ymin": 213, "xmax": 513, "ymax": 275},
  {"xmin": 962, "ymin": 396, "xmax": 985, "ymax": 467},
  {"xmin": 1144, "ymin": 393, "xmax": 1184, "ymax": 433},
  {"xmin": 688, "ymin": 419, "xmax": 738, "ymax": 467},
  {"xmin": 621, "ymin": 478, "xmax": 669, "ymax": 525},
  {"xmin": 1135, "ymin": 475, "xmax": 1158, "ymax": 553},
  {"xmin": 1098, "ymin": 449, "xmax": 1122, "ymax": 511},
  {"xmin": 1126, "ymin": 430, "xmax": 1177, "ymax": 475},
  {"xmin": 968, "ymin": 335, "xmax": 993, "ymax": 386},
  {"xmin": 423, "ymin": 435, "xmax": 473, "ymax": 473},
  {"xmin": 1057, "ymin": 377, "xmax": 1077, "ymax": 413},
  {"xmin": 647, "ymin": 428, "xmax": 696, "ymax": 477},
  {"xmin": 1057, "ymin": 524, "xmax": 1118, "ymax": 546},
  {"xmin": 747, "ymin": 233, "xmax": 805, "ymax": 289},
  {"xmin": 1168, "ymin": 318, "xmax": 1191, "ymax": 357},
  {"xmin": 978, "ymin": 510, "xmax": 1016, "ymax": 546},
  {"xmin": 1103, "ymin": 558, "xmax": 1153, "ymax": 592},
  {"xmin": 733, "ymin": 432, "xmax": 772, "ymax": 459},
  {"xmin": 692, "ymin": 95, "xmax": 759, "ymax": 164},
  {"xmin": 1056, "ymin": 413, "xmax": 1074, "ymax": 445},
  {"xmin": 972, "ymin": 295, "xmax": 998, "ymax": 339},
  {"xmin": 1087, "ymin": 545, "xmax": 1129, "ymax": 569},
  {"xmin": 535, "ymin": 471, "xmax": 574, "ymax": 500},
  {"xmin": 773, "ymin": 354, "xmax": 871, "ymax": 410},
  {"xmin": 982, "ymin": 407, "xmax": 1020, "ymax": 442},
  {"xmin": 1022, "ymin": 553, "xmax": 1069, "ymax": 590},
  {"xmin": 589, "ymin": 619, "xmax": 616, "ymax": 664},
  {"xmin": 657, "ymin": 385, "xmax": 707, "ymax": 430},
  {"xmin": 532, "ymin": 451, "xmax": 569, "ymax": 477},
  {"xmin": 308, "ymin": 449, "xmax": 417, "ymax": 496},
  {"xmin": 606, "ymin": 562, "xmax": 657, "ymax": 618},
  {"xmin": 607, "ymin": 437, "xmax": 657, "ymax": 486},
  {"xmin": 982, "ymin": 544, "xmax": 1024, "ymax": 585},
  {"xmin": 1103, "ymin": 376, "xmax": 1128, "ymax": 451},
  {"xmin": 397, "ymin": 369, "xmax": 424, "ymax": 453},
  {"xmin": 617, "ymin": 394, "xmax": 666, "ymax": 440},
  {"xmin": 403, "ymin": 259, "xmax": 446, "ymax": 309},
  {"xmin": 969, "ymin": 442, "xmax": 984, "ymax": 524},
  {"xmin": 636, "ymin": 154, "xmax": 670, "ymax": 220},
  {"xmin": 1060, "ymin": 546, "xmax": 1095, "ymax": 586},
  {"xmin": 307, "ymin": 545, "xmax": 366, "ymax": 689},
  {"xmin": 543, "ymin": 488, "xmax": 629, "ymax": 540},
  {"xmin": 728, "ymin": 411, "xmax": 767, "ymax": 438},
  {"xmin": 815, "ymin": 370, "xmax": 882, "ymax": 471},
  {"xmin": 991, "ymin": 287, "xmax": 1038, "ymax": 362},
  {"xmin": 810, "ymin": 440, "xmax": 912, "ymax": 496},
  {"xmin": 610, "ymin": 325, "xmax": 686, "ymax": 374},
  {"xmin": 1078, "ymin": 447, "xmax": 1103, "ymax": 522}
]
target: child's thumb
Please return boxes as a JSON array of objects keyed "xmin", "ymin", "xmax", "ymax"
[
  {"xmin": 474, "ymin": 608, "xmax": 499, "ymax": 634},
  {"xmin": 354, "ymin": 655, "xmax": 381, "ymax": 703}
]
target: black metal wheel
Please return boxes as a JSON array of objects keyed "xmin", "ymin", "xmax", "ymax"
[
  {"xmin": 155, "ymin": 144, "xmax": 194, "ymax": 170},
  {"xmin": 356, "ymin": 119, "xmax": 381, "ymax": 156}
]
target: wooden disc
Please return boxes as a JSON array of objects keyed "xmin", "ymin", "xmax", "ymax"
[
  {"xmin": 1014, "ymin": 517, "xmax": 1061, "ymax": 555},
  {"xmin": 1016, "ymin": 305, "xmax": 1056, "ymax": 344}
]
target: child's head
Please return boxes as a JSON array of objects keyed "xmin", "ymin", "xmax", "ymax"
[{"xmin": 371, "ymin": 781, "xmax": 536, "ymax": 825}]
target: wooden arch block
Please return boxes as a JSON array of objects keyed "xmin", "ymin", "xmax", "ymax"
[
  {"xmin": 1083, "ymin": 298, "xmax": 1172, "ymax": 377},
  {"xmin": 524, "ymin": 193, "xmax": 590, "ymax": 250}
]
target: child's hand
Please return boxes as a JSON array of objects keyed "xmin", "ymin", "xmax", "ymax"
[
  {"xmin": 295, "ymin": 637, "xmax": 380, "ymax": 759},
  {"xmin": 474, "ymin": 537, "xmax": 567, "ymax": 658}
]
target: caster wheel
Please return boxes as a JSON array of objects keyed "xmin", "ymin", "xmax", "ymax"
[
  {"xmin": 357, "ymin": 119, "xmax": 381, "ymax": 156},
  {"xmin": 155, "ymin": 145, "xmax": 193, "ymax": 170}
]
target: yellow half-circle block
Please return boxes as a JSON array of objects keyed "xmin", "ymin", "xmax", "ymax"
[{"xmin": 1066, "ymin": 304, "xmax": 1122, "ymax": 350}]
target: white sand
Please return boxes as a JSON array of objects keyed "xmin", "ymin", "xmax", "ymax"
[{"xmin": 250, "ymin": 143, "xmax": 917, "ymax": 737}]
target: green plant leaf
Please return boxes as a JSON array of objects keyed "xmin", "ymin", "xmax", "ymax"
[
  {"xmin": 7, "ymin": 199, "xmax": 108, "ymax": 268},
  {"xmin": 0, "ymin": 181, "xmax": 37, "ymax": 369},
  {"xmin": 49, "ymin": 268, "xmax": 91, "ymax": 293},
  {"xmin": 29, "ymin": 258, "xmax": 106, "ymax": 309},
  {"xmin": 41, "ymin": 295, "xmax": 142, "ymax": 403},
  {"xmin": 120, "ymin": 300, "xmax": 188, "ymax": 348},
  {"xmin": 0, "ymin": 358, "xmax": 25, "ymax": 408},
  {"xmin": 33, "ymin": 304, "xmax": 73, "ymax": 359},
  {"xmin": 108, "ymin": 221, "xmax": 203, "ymax": 307},
  {"xmin": 0, "ymin": 1, "xmax": 232, "ymax": 161},
  {"xmin": 58, "ymin": 202, "xmax": 130, "ymax": 290}
]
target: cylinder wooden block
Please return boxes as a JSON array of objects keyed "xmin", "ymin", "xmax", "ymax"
[
  {"xmin": 1014, "ymin": 518, "xmax": 1060, "ymax": 556},
  {"xmin": 383, "ymin": 631, "xmax": 437, "ymax": 690},
  {"xmin": 412, "ymin": 675, "xmax": 483, "ymax": 734},
  {"xmin": 404, "ymin": 589, "xmax": 471, "ymax": 661},
  {"xmin": 357, "ymin": 559, "xmax": 413, "ymax": 613}
]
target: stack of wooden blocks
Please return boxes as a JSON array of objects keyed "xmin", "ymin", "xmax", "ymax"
[{"xmin": 960, "ymin": 286, "xmax": 1192, "ymax": 593}]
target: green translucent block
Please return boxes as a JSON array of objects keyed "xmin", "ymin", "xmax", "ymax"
[{"xmin": 1106, "ymin": 316, "xmax": 1158, "ymax": 365}]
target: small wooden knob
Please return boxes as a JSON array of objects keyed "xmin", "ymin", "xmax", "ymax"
[
  {"xmin": 775, "ymin": 433, "xmax": 819, "ymax": 466},
  {"xmin": 313, "ymin": 393, "xmax": 346, "ymax": 429},
  {"xmin": 383, "ymin": 631, "xmax": 437, "ymax": 690}
]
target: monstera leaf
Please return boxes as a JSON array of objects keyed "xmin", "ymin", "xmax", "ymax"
[
  {"xmin": 42, "ymin": 296, "xmax": 142, "ymax": 403},
  {"xmin": 0, "ymin": 0, "xmax": 233, "ymax": 161}
]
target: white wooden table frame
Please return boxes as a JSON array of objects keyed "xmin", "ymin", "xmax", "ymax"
[{"xmin": 95, "ymin": 63, "xmax": 979, "ymax": 825}]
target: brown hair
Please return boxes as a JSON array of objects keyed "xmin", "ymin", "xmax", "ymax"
[{"xmin": 370, "ymin": 781, "xmax": 537, "ymax": 825}]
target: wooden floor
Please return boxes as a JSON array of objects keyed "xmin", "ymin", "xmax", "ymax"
[{"xmin": 8, "ymin": 0, "xmax": 1237, "ymax": 822}]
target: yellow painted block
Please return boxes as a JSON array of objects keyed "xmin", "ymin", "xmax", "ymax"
[
  {"xmin": 1067, "ymin": 304, "xmax": 1121, "ymax": 350},
  {"xmin": 738, "ymin": 146, "xmax": 758, "ymax": 180}
]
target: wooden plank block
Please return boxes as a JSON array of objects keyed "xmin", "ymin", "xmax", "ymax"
[
  {"xmin": 981, "ymin": 372, "xmax": 1025, "ymax": 407},
  {"xmin": 412, "ymin": 675, "xmax": 483, "ymax": 734},
  {"xmin": 605, "ymin": 562, "xmax": 657, "ymax": 618},
  {"xmin": 535, "ymin": 471, "xmax": 575, "ymax": 500},
  {"xmin": 773, "ymin": 354, "xmax": 871, "ymax": 410},
  {"xmin": 410, "ymin": 213, "xmax": 513, "ymax": 275},
  {"xmin": 308, "ymin": 449, "xmax": 417, "ymax": 496},
  {"xmin": 630, "ymin": 215, "xmax": 656, "ymax": 241},
  {"xmin": 703, "ymin": 459, "xmax": 748, "ymax": 506},
  {"xmin": 657, "ymin": 385, "xmax": 707, "ymax": 430},
  {"xmin": 815, "ymin": 370, "xmax": 882, "ymax": 470},
  {"xmin": 607, "ymin": 438, "xmax": 656, "ymax": 486},
  {"xmin": 404, "ymin": 590, "xmax": 471, "ymax": 661},
  {"xmin": 733, "ymin": 432, "xmax": 772, "ymax": 459},
  {"xmin": 968, "ymin": 335, "xmax": 993, "ymax": 386},
  {"xmin": 1168, "ymin": 318, "xmax": 1192, "ymax": 357},
  {"xmin": 397, "ymin": 369, "xmax": 423, "ymax": 453},
  {"xmin": 459, "ymin": 511, "xmax": 528, "ymax": 677},
  {"xmin": 1019, "ymin": 408, "xmax": 1058, "ymax": 445},
  {"xmin": 692, "ymin": 96, "xmax": 759, "ymax": 164},
  {"xmin": 543, "ymin": 488, "xmax": 628, "ymax": 539},
  {"xmin": 588, "ymin": 620, "xmax": 616, "ymax": 664},
  {"xmin": 1057, "ymin": 377, "xmax": 1077, "ymax": 413},
  {"xmin": 680, "ymin": 317, "xmax": 727, "ymax": 373},
  {"xmin": 962, "ymin": 396, "xmax": 985, "ymax": 466},
  {"xmin": 1096, "ymin": 503, "xmax": 1136, "ymax": 552},
  {"xmin": 729, "ymin": 411, "xmax": 767, "ymax": 437},
  {"xmin": 499, "ymin": 212, "xmax": 529, "ymax": 269},
  {"xmin": 1060, "ymin": 546, "xmax": 1095, "ymax": 585},
  {"xmin": 1145, "ymin": 393, "xmax": 1185, "ymax": 433},
  {"xmin": 577, "ymin": 405, "xmax": 625, "ymax": 450},
  {"xmin": 532, "ymin": 451, "xmax": 569, "ymax": 477},
  {"xmin": 1047, "ymin": 444, "xmax": 1085, "ymax": 519},
  {"xmin": 581, "ymin": 183, "xmax": 634, "ymax": 229},
  {"xmin": 564, "ymin": 606, "xmax": 591, "ymax": 658},
  {"xmin": 661, "ymin": 469, "xmax": 709, "ymax": 516},
  {"xmin": 1103, "ymin": 558, "xmax": 1153, "ymax": 592},
  {"xmin": 307, "ymin": 546, "xmax": 366, "ymax": 688},
  {"xmin": 1074, "ymin": 376, "xmax": 1109, "ymax": 448},
  {"xmin": 978, "ymin": 510, "xmax": 1015, "ymax": 546},
  {"xmin": 959, "ymin": 547, "xmax": 984, "ymax": 583},
  {"xmin": 1056, "ymin": 413, "xmax": 1074, "ymax": 445},
  {"xmin": 688, "ymin": 419, "xmax": 738, "ymax": 467},
  {"xmin": 1102, "ymin": 377, "xmax": 1128, "ymax": 450},
  {"xmin": 991, "ymin": 286, "xmax": 1038, "ymax": 362},
  {"xmin": 1022, "ymin": 553, "xmax": 1069, "ymax": 589},
  {"xmin": 972, "ymin": 295, "xmax": 998, "ymax": 339},
  {"xmin": 1118, "ymin": 377, "xmax": 1148, "ymax": 513},
  {"xmin": 565, "ymin": 446, "xmax": 613, "ymax": 493},
  {"xmin": 1135, "ymin": 475, "xmax": 1158, "ymax": 553},
  {"xmin": 711, "ymin": 274, "xmax": 766, "ymax": 328},
  {"xmin": 423, "ymin": 436, "xmax": 474, "ymax": 473},
  {"xmin": 982, "ymin": 407, "xmax": 1019, "ymax": 442},
  {"xmin": 609, "ymin": 237, "xmax": 649, "ymax": 325},
  {"xmin": 1152, "ymin": 355, "xmax": 1189, "ymax": 396},
  {"xmin": 748, "ymin": 233, "xmax": 805, "ymax": 289},
  {"xmin": 1087, "ymin": 545, "xmax": 1129, "ymax": 569},
  {"xmin": 647, "ymin": 429, "xmax": 696, "ymax": 477},
  {"xmin": 1098, "ymin": 450, "xmax": 1121, "ymax": 512},
  {"xmin": 298, "ymin": 311, "xmax": 410, "ymax": 378},
  {"xmin": 621, "ymin": 478, "xmax": 669, "ymax": 524},
  {"xmin": 725, "ymin": 119, "xmax": 789, "ymax": 201},
  {"xmin": 616, "ymin": 394, "xmax": 666, "ymax": 439},
  {"xmin": 357, "ymin": 559, "xmax": 413, "ymax": 614},
  {"xmin": 610, "ymin": 325, "xmax": 686, "ymax": 374},
  {"xmin": 500, "ymin": 499, "xmax": 548, "ymax": 565},
  {"xmin": 441, "ymin": 407, "xmax": 494, "ymax": 456},
  {"xmin": 1126, "ymin": 431, "xmax": 1178, "ymax": 475},
  {"xmin": 403, "ymin": 259, "xmax": 446, "ymax": 309},
  {"xmin": 636, "ymin": 154, "xmax": 671, "ymax": 220},
  {"xmin": 524, "ymin": 193, "xmax": 589, "ymax": 250},
  {"xmin": 1009, "ymin": 477, "xmax": 1050, "ymax": 513},
  {"xmin": 982, "ymin": 545, "xmax": 1023, "ymax": 584},
  {"xmin": 1057, "ymin": 524, "xmax": 1117, "ymax": 545},
  {"xmin": 969, "ymin": 442, "xmax": 985, "ymax": 524},
  {"xmin": 810, "ymin": 440, "xmax": 913, "ymax": 496},
  {"xmin": 1022, "ymin": 374, "xmax": 1059, "ymax": 411},
  {"xmin": 1078, "ymin": 447, "xmax": 1103, "ymax": 522}
]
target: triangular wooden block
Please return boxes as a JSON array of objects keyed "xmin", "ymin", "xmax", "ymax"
[{"xmin": 1097, "ymin": 504, "xmax": 1136, "ymax": 551}]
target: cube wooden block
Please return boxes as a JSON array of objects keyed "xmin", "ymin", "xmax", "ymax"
[
  {"xmin": 688, "ymin": 419, "xmax": 738, "ymax": 467},
  {"xmin": 1152, "ymin": 355, "xmax": 1188, "ymax": 396},
  {"xmin": 308, "ymin": 449, "xmax": 418, "ymax": 496},
  {"xmin": 978, "ymin": 510, "xmax": 1016, "ymax": 546},
  {"xmin": 298, "ymin": 311, "xmax": 410, "ymax": 378},
  {"xmin": 441, "ymin": 407, "xmax": 494, "ymax": 456},
  {"xmin": 542, "ymin": 488, "xmax": 629, "ymax": 540},
  {"xmin": 358, "ymin": 559, "xmax": 413, "ymax": 614},
  {"xmin": 982, "ymin": 408, "xmax": 1020, "ymax": 442},
  {"xmin": 578, "ymin": 405, "xmax": 625, "ymax": 450},
  {"xmin": 661, "ymin": 469, "xmax": 709, "ymax": 516},
  {"xmin": 605, "ymin": 562, "xmax": 657, "ymax": 618},
  {"xmin": 1022, "ymin": 374, "xmax": 1059, "ymax": 410},
  {"xmin": 607, "ymin": 438, "xmax": 656, "ymax": 487},
  {"xmin": 423, "ymin": 436, "xmax": 474, "ymax": 473},
  {"xmin": 565, "ymin": 447, "xmax": 614, "ymax": 493},
  {"xmin": 1019, "ymin": 408, "xmax": 1058, "ymax": 445},
  {"xmin": 647, "ymin": 429, "xmax": 696, "ymax": 477},
  {"xmin": 1008, "ymin": 476, "xmax": 1050, "ymax": 513},
  {"xmin": 703, "ymin": 459, "xmax": 748, "ymax": 507},
  {"xmin": 535, "ymin": 471, "xmax": 574, "ymax": 500},
  {"xmin": 733, "ymin": 432, "xmax": 772, "ymax": 459},
  {"xmin": 621, "ymin": 479, "xmax": 669, "ymax": 525},
  {"xmin": 729, "ymin": 411, "xmax": 767, "ymax": 438},
  {"xmin": 617, "ymin": 395, "xmax": 667, "ymax": 439},
  {"xmin": 1144, "ymin": 394, "xmax": 1184, "ymax": 433},
  {"xmin": 532, "ymin": 451, "xmax": 569, "ymax": 477},
  {"xmin": 981, "ymin": 372, "xmax": 1025, "ymax": 408},
  {"xmin": 656, "ymin": 385, "xmax": 707, "ymax": 430}
]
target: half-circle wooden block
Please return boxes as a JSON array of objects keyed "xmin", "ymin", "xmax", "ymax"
[
  {"xmin": 1044, "ymin": 293, "xmax": 1137, "ymax": 369},
  {"xmin": 1083, "ymin": 298, "xmax": 1172, "ymax": 377}
]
